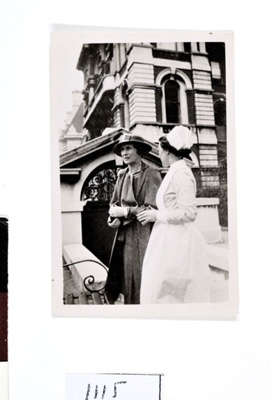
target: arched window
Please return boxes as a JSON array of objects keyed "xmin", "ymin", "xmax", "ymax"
[
  {"xmin": 165, "ymin": 80, "xmax": 180, "ymax": 123},
  {"xmin": 161, "ymin": 76, "xmax": 188, "ymax": 125}
]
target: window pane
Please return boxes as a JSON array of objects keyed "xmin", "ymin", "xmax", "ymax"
[
  {"xmin": 165, "ymin": 80, "xmax": 180, "ymax": 123},
  {"xmin": 183, "ymin": 42, "xmax": 191, "ymax": 52}
]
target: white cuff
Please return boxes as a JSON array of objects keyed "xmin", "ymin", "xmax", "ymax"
[
  {"xmin": 156, "ymin": 210, "xmax": 168, "ymax": 223},
  {"xmin": 123, "ymin": 207, "xmax": 129, "ymax": 218}
]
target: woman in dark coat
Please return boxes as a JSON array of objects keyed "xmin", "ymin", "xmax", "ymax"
[{"xmin": 105, "ymin": 133, "xmax": 161, "ymax": 304}]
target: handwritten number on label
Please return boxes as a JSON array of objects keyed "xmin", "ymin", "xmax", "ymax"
[
  {"xmin": 101, "ymin": 385, "xmax": 106, "ymax": 399},
  {"xmin": 112, "ymin": 381, "xmax": 127, "ymax": 398},
  {"xmin": 86, "ymin": 381, "xmax": 127, "ymax": 399}
]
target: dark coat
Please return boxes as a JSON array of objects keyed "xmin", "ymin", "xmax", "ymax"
[{"xmin": 105, "ymin": 162, "xmax": 162, "ymax": 304}]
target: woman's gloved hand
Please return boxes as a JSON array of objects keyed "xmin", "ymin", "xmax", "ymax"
[
  {"xmin": 137, "ymin": 207, "xmax": 157, "ymax": 226},
  {"xmin": 107, "ymin": 216, "xmax": 121, "ymax": 228},
  {"xmin": 129, "ymin": 205, "xmax": 148, "ymax": 216},
  {"xmin": 109, "ymin": 205, "xmax": 129, "ymax": 218}
]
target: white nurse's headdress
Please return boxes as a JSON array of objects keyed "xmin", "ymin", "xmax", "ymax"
[{"xmin": 167, "ymin": 125, "xmax": 193, "ymax": 150}]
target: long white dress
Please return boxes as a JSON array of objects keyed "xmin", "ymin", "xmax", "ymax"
[{"xmin": 140, "ymin": 159, "xmax": 210, "ymax": 304}]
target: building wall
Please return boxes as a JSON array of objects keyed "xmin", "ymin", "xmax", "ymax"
[{"xmin": 76, "ymin": 42, "xmax": 226, "ymax": 189}]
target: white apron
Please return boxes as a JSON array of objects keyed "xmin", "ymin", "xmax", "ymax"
[{"xmin": 140, "ymin": 160, "xmax": 210, "ymax": 304}]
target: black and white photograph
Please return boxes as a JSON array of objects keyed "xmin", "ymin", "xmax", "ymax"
[
  {"xmin": 3, "ymin": 0, "xmax": 271, "ymax": 398},
  {"xmin": 51, "ymin": 28, "xmax": 238, "ymax": 318}
]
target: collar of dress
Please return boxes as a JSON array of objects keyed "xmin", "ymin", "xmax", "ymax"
[
  {"xmin": 168, "ymin": 159, "xmax": 187, "ymax": 174},
  {"xmin": 126, "ymin": 161, "xmax": 148, "ymax": 177}
]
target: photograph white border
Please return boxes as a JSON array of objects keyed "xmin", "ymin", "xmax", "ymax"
[
  {"xmin": 3, "ymin": 2, "xmax": 271, "ymax": 399},
  {"xmin": 51, "ymin": 27, "xmax": 238, "ymax": 319}
]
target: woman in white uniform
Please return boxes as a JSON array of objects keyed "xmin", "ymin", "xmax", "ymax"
[{"xmin": 137, "ymin": 125, "xmax": 210, "ymax": 304}]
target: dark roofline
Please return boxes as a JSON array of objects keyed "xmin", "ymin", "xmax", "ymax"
[
  {"xmin": 60, "ymin": 128, "xmax": 128, "ymax": 167},
  {"xmin": 76, "ymin": 43, "xmax": 99, "ymax": 71},
  {"xmin": 76, "ymin": 44, "xmax": 89, "ymax": 71},
  {"xmin": 60, "ymin": 128, "xmax": 159, "ymax": 168}
]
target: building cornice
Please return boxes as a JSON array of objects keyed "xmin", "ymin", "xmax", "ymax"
[
  {"xmin": 60, "ymin": 168, "xmax": 82, "ymax": 177},
  {"xmin": 127, "ymin": 82, "xmax": 157, "ymax": 94},
  {"xmin": 60, "ymin": 127, "xmax": 160, "ymax": 169},
  {"xmin": 60, "ymin": 128, "xmax": 129, "ymax": 167},
  {"xmin": 63, "ymin": 134, "xmax": 84, "ymax": 140}
]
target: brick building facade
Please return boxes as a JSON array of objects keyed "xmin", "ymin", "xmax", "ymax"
[{"xmin": 76, "ymin": 42, "xmax": 226, "ymax": 188}]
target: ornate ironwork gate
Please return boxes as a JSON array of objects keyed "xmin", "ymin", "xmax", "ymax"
[{"xmin": 81, "ymin": 162, "xmax": 119, "ymax": 266}]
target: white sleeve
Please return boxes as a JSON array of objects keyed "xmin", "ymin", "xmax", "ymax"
[{"xmin": 156, "ymin": 170, "xmax": 197, "ymax": 224}]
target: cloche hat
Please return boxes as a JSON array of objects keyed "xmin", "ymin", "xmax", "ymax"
[{"xmin": 113, "ymin": 133, "xmax": 152, "ymax": 156}]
